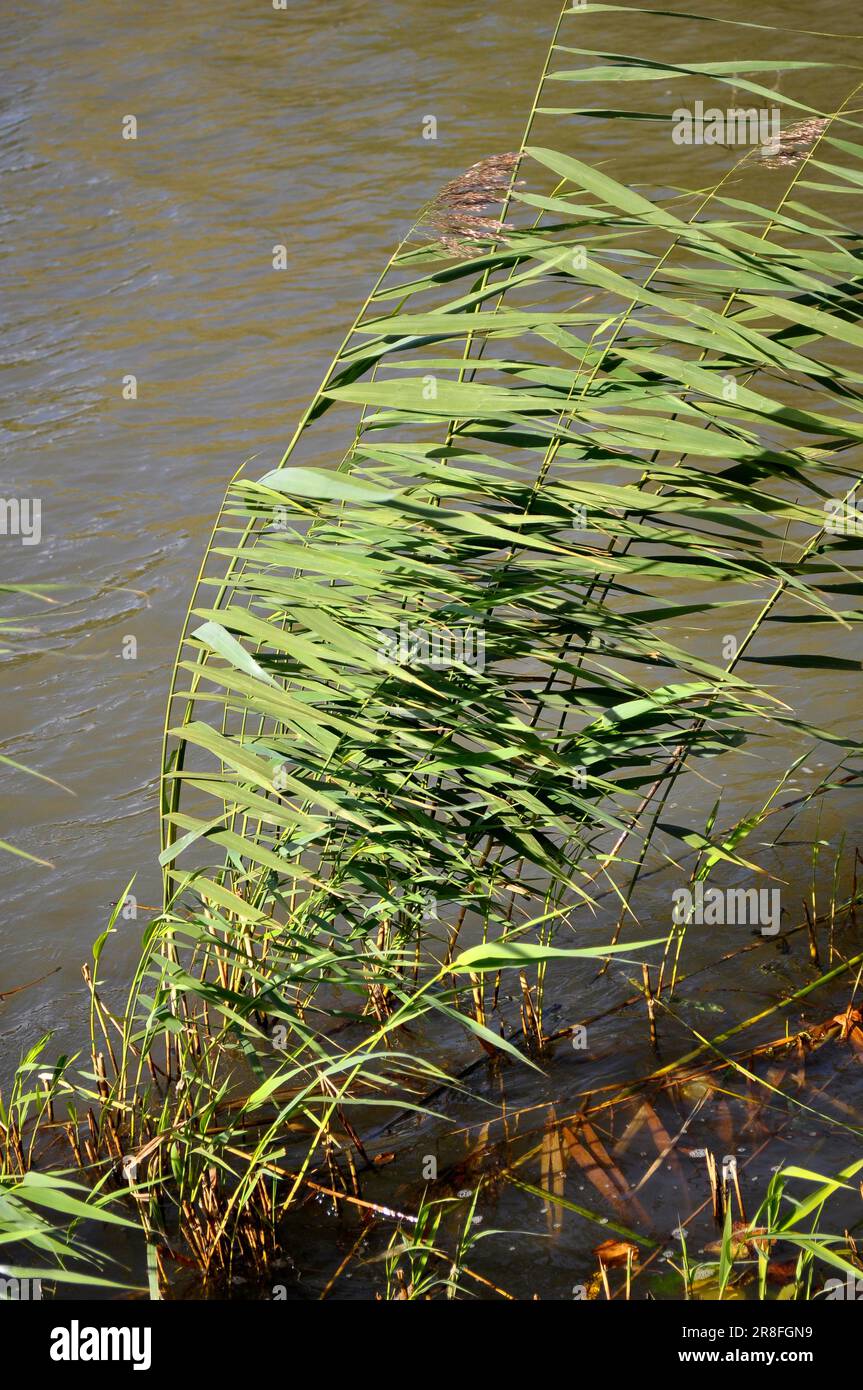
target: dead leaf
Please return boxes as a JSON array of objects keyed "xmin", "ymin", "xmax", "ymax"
[{"xmin": 767, "ymin": 1260, "xmax": 798, "ymax": 1286}]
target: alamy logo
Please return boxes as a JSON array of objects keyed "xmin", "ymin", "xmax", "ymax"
[
  {"xmin": 49, "ymin": 1321, "xmax": 152, "ymax": 1372},
  {"xmin": 824, "ymin": 493, "xmax": 863, "ymax": 536},
  {"xmin": 672, "ymin": 883, "xmax": 780, "ymax": 936},
  {"xmin": 0, "ymin": 497, "xmax": 41, "ymax": 545},
  {"xmin": 378, "ymin": 621, "xmax": 486, "ymax": 672},
  {"xmin": 824, "ymin": 1272, "xmax": 863, "ymax": 1299},
  {"xmin": 0, "ymin": 1275, "xmax": 41, "ymax": 1299},
  {"xmin": 672, "ymin": 101, "xmax": 780, "ymax": 151}
]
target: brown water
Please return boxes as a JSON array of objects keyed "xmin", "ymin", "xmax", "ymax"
[
  {"xmin": 2, "ymin": 0, "xmax": 863, "ymax": 1298},
  {"xmin": 1, "ymin": 0, "xmax": 557, "ymax": 1049}
]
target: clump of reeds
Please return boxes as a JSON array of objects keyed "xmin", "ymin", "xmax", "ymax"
[{"xmin": 422, "ymin": 152, "xmax": 523, "ymax": 255}]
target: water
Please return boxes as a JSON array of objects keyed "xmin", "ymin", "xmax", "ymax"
[
  {"xmin": 0, "ymin": 0, "xmax": 555, "ymax": 1053},
  {"xmin": 2, "ymin": 0, "xmax": 862, "ymax": 1298}
]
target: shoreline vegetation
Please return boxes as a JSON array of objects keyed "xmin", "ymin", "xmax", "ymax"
[{"xmin": 4, "ymin": 1, "xmax": 863, "ymax": 1300}]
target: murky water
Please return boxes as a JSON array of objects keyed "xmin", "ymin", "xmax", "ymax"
[
  {"xmin": 0, "ymin": 0, "xmax": 556, "ymax": 1051},
  {"xmin": 3, "ymin": 0, "xmax": 862, "ymax": 1298}
]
